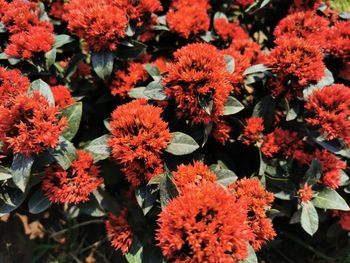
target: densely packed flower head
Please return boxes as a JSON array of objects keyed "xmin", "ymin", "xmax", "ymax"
[
  {"xmin": 48, "ymin": 0, "xmax": 64, "ymax": 20},
  {"xmin": 108, "ymin": 99, "xmax": 171, "ymax": 187},
  {"xmin": 164, "ymin": 43, "xmax": 232, "ymax": 125},
  {"xmin": 266, "ymin": 38, "xmax": 325, "ymax": 98},
  {"xmin": 51, "ymin": 85, "xmax": 75, "ymax": 110},
  {"xmin": 105, "ymin": 209, "xmax": 133, "ymax": 255},
  {"xmin": 305, "ymin": 84, "xmax": 350, "ymax": 147},
  {"xmin": 111, "ymin": 62, "xmax": 148, "ymax": 97},
  {"xmin": 288, "ymin": 0, "xmax": 322, "ymax": 12},
  {"xmin": 166, "ymin": 0, "xmax": 210, "ymax": 38},
  {"xmin": 230, "ymin": 178, "xmax": 276, "ymax": 251},
  {"xmin": 273, "ymin": 11, "xmax": 329, "ymax": 48},
  {"xmin": 157, "ymin": 182, "xmax": 253, "ymax": 262},
  {"xmin": 0, "ymin": 67, "xmax": 29, "ymax": 104},
  {"xmin": 298, "ymin": 183, "xmax": 314, "ymax": 203},
  {"xmin": 42, "ymin": 150, "xmax": 103, "ymax": 204},
  {"xmin": 0, "ymin": 92, "xmax": 67, "ymax": 156},
  {"xmin": 214, "ymin": 18, "xmax": 249, "ymax": 42},
  {"xmin": 334, "ymin": 210, "xmax": 350, "ymax": 231},
  {"xmin": 325, "ymin": 21, "xmax": 350, "ymax": 65},
  {"xmin": 212, "ymin": 119, "xmax": 232, "ymax": 145},
  {"xmin": 234, "ymin": 0, "xmax": 256, "ymax": 8},
  {"xmin": 243, "ymin": 117, "xmax": 264, "ymax": 145},
  {"xmin": 173, "ymin": 161, "xmax": 217, "ymax": 192}
]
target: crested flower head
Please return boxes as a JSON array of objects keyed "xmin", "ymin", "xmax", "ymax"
[
  {"xmin": 289, "ymin": 0, "xmax": 322, "ymax": 12},
  {"xmin": 173, "ymin": 161, "xmax": 217, "ymax": 192},
  {"xmin": 214, "ymin": 18, "xmax": 248, "ymax": 42},
  {"xmin": 243, "ymin": 117, "xmax": 264, "ymax": 145},
  {"xmin": 298, "ymin": 183, "xmax": 313, "ymax": 203},
  {"xmin": 0, "ymin": 92, "xmax": 67, "ymax": 156},
  {"xmin": 164, "ymin": 43, "xmax": 232, "ymax": 125},
  {"xmin": 234, "ymin": 0, "xmax": 256, "ymax": 8},
  {"xmin": 108, "ymin": 99, "xmax": 171, "ymax": 187},
  {"xmin": 157, "ymin": 182, "xmax": 253, "ymax": 262},
  {"xmin": 230, "ymin": 178, "xmax": 276, "ymax": 251},
  {"xmin": 0, "ymin": 67, "xmax": 29, "ymax": 104},
  {"xmin": 51, "ymin": 85, "xmax": 74, "ymax": 110},
  {"xmin": 305, "ymin": 84, "xmax": 350, "ymax": 147},
  {"xmin": 42, "ymin": 150, "xmax": 103, "ymax": 204},
  {"xmin": 212, "ymin": 119, "xmax": 232, "ymax": 145},
  {"xmin": 105, "ymin": 209, "xmax": 133, "ymax": 255},
  {"xmin": 325, "ymin": 21, "xmax": 350, "ymax": 65}
]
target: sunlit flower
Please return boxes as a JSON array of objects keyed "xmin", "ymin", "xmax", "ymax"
[
  {"xmin": 214, "ymin": 18, "xmax": 248, "ymax": 42},
  {"xmin": 51, "ymin": 85, "xmax": 75, "ymax": 110},
  {"xmin": 298, "ymin": 183, "xmax": 313, "ymax": 203},
  {"xmin": 243, "ymin": 117, "xmax": 264, "ymax": 145},
  {"xmin": 325, "ymin": 21, "xmax": 350, "ymax": 65},
  {"xmin": 0, "ymin": 67, "xmax": 29, "ymax": 104},
  {"xmin": 157, "ymin": 182, "xmax": 253, "ymax": 262}
]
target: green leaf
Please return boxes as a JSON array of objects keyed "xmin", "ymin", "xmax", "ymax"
[
  {"xmin": 0, "ymin": 166, "xmax": 12, "ymax": 181},
  {"xmin": 0, "ymin": 188, "xmax": 26, "ymax": 216},
  {"xmin": 11, "ymin": 154, "xmax": 35, "ymax": 192},
  {"xmin": 28, "ymin": 189, "xmax": 51, "ymax": 214},
  {"xmin": 91, "ymin": 52, "xmax": 114, "ymax": 80},
  {"xmin": 61, "ymin": 102, "xmax": 82, "ymax": 141},
  {"xmin": 286, "ymin": 102, "xmax": 300, "ymax": 121},
  {"xmin": 160, "ymin": 174, "xmax": 179, "ymax": 208},
  {"xmin": 50, "ymin": 136, "xmax": 77, "ymax": 170},
  {"xmin": 144, "ymin": 80, "xmax": 167, "ymax": 100},
  {"xmin": 53, "ymin": 34, "xmax": 75, "ymax": 48},
  {"xmin": 303, "ymin": 159, "xmax": 322, "ymax": 186},
  {"xmin": 214, "ymin": 11, "xmax": 228, "ymax": 21},
  {"xmin": 78, "ymin": 194, "xmax": 105, "ymax": 217},
  {"xmin": 135, "ymin": 186, "xmax": 158, "ymax": 215},
  {"xmin": 224, "ymin": 55, "xmax": 235, "ymax": 74},
  {"xmin": 63, "ymin": 53, "xmax": 85, "ymax": 79},
  {"xmin": 45, "ymin": 48, "xmax": 56, "ymax": 70},
  {"xmin": 303, "ymin": 69, "xmax": 334, "ymax": 99},
  {"xmin": 165, "ymin": 132, "xmax": 200, "ymax": 156},
  {"xmin": 312, "ymin": 187, "xmax": 350, "ymax": 211},
  {"xmin": 243, "ymin": 64, "xmax": 270, "ymax": 75},
  {"xmin": 143, "ymin": 64, "xmax": 161, "ymax": 80},
  {"xmin": 200, "ymin": 31, "xmax": 218, "ymax": 42},
  {"xmin": 84, "ymin": 134, "xmax": 111, "ymax": 163},
  {"xmin": 28, "ymin": 79, "xmax": 55, "ymax": 105},
  {"xmin": 125, "ymin": 239, "xmax": 143, "ymax": 263},
  {"xmin": 239, "ymin": 244, "xmax": 257, "ymax": 263},
  {"xmin": 252, "ymin": 95, "xmax": 276, "ymax": 129},
  {"xmin": 128, "ymin": 87, "xmax": 148, "ymax": 99},
  {"xmin": 117, "ymin": 41, "xmax": 147, "ymax": 59},
  {"xmin": 210, "ymin": 165, "xmax": 238, "ymax": 186},
  {"xmin": 103, "ymin": 118, "xmax": 111, "ymax": 132},
  {"xmin": 224, "ymin": 96, "xmax": 245, "ymax": 115},
  {"xmin": 301, "ymin": 201, "xmax": 319, "ymax": 236}
]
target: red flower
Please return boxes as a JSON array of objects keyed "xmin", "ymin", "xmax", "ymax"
[
  {"xmin": 0, "ymin": 92, "xmax": 67, "ymax": 156},
  {"xmin": 49, "ymin": 0, "xmax": 65, "ymax": 20},
  {"xmin": 266, "ymin": 38, "xmax": 325, "ymax": 98},
  {"xmin": 325, "ymin": 21, "xmax": 350, "ymax": 65},
  {"xmin": 336, "ymin": 211, "xmax": 350, "ymax": 231},
  {"xmin": 289, "ymin": 0, "xmax": 322, "ymax": 12},
  {"xmin": 164, "ymin": 43, "xmax": 232, "ymax": 125},
  {"xmin": 156, "ymin": 182, "xmax": 253, "ymax": 262},
  {"xmin": 234, "ymin": 0, "xmax": 256, "ymax": 8},
  {"xmin": 173, "ymin": 161, "xmax": 217, "ymax": 192},
  {"xmin": 305, "ymin": 84, "xmax": 350, "ymax": 147},
  {"xmin": 243, "ymin": 117, "xmax": 264, "ymax": 145},
  {"xmin": 5, "ymin": 23, "xmax": 54, "ymax": 59},
  {"xmin": 214, "ymin": 18, "xmax": 249, "ymax": 42},
  {"xmin": 230, "ymin": 178, "xmax": 276, "ymax": 251},
  {"xmin": 261, "ymin": 128, "xmax": 304, "ymax": 159},
  {"xmin": 51, "ymin": 85, "xmax": 75, "ymax": 110},
  {"xmin": 63, "ymin": 0, "xmax": 128, "ymax": 52},
  {"xmin": 166, "ymin": 0, "xmax": 210, "ymax": 38},
  {"xmin": 108, "ymin": 99, "xmax": 171, "ymax": 187},
  {"xmin": 0, "ymin": 67, "xmax": 29, "ymax": 104},
  {"xmin": 105, "ymin": 209, "xmax": 133, "ymax": 255},
  {"xmin": 298, "ymin": 183, "xmax": 313, "ymax": 203},
  {"xmin": 212, "ymin": 120, "xmax": 232, "ymax": 145},
  {"xmin": 110, "ymin": 62, "xmax": 148, "ymax": 97},
  {"xmin": 274, "ymin": 11, "xmax": 329, "ymax": 48},
  {"xmin": 42, "ymin": 150, "xmax": 103, "ymax": 204}
]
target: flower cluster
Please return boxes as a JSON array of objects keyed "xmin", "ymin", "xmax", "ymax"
[
  {"xmin": 214, "ymin": 18, "xmax": 248, "ymax": 42},
  {"xmin": 298, "ymin": 183, "xmax": 314, "ymax": 203},
  {"xmin": 108, "ymin": 99, "xmax": 171, "ymax": 186},
  {"xmin": 42, "ymin": 150, "xmax": 103, "ymax": 204},
  {"xmin": 243, "ymin": 117, "xmax": 264, "ymax": 145},
  {"xmin": 0, "ymin": 67, "xmax": 30, "ymax": 104},
  {"xmin": 51, "ymin": 85, "xmax": 75, "ymax": 110}
]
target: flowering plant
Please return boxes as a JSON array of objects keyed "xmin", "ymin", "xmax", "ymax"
[{"xmin": 1, "ymin": 0, "xmax": 350, "ymax": 262}]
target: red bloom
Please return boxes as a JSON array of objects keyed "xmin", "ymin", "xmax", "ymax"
[
  {"xmin": 230, "ymin": 178, "xmax": 276, "ymax": 251},
  {"xmin": 0, "ymin": 67, "xmax": 29, "ymax": 104},
  {"xmin": 214, "ymin": 18, "xmax": 249, "ymax": 42},
  {"xmin": 289, "ymin": 0, "xmax": 322, "ymax": 12},
  {"xmin": 0, "ymin": 92, "xmax": 67, "ymax": 156},
  {"xmin": 336, "ymin": 211, "xmax": 350, "ymax": 231},
  {"xmin": 261, "ymin": 128, "xmax": 304, "ymax": 159},
  {"xmin": 63, "ymin": 0, "xmax": 128, "ymax": 52},
  {"xmin": 212, "ymin": 120, "xmax": 232, "ymax": 145},
  {"xmin": 164, "ymin": 43, "xmax": 232, "ymax": 125},
  {"xmin": 5, "ymin": 23, "xmax": 54, "ymax": 59},
  {"xmin": 105, "ymin": 209, "xmax": 133, "ymax": 255},
  {"xmin": 110, "ymin": 62, "xmax": 148, "ymax": 97},
  {"xmin": 157, "ymin": 182, "xmax": 253, "ymax": 262},
  {"xmin": 166, "ymin": 0, "xmax": 210, "ymax": 38},
  {"xmin": 51, "ymin": 85, "xmax": 75, "ymax": 110},
  {"xmin": 266, "ymin": 38, "xmax": 325, "ymax": 98},
  {"xmin": 49, "ymin": 0, "xmax": 65, "ymax": 20},
  {"xmin": 108, "ymin": 99, "xmax": 171, "ymax": 187},
  {"xmin": 325, "ymin": 21, "xmax": 350, "ymax": 65},
  {"xmin": 274, "ymin": 11, "xmax": 329, "ymax": 48},
  {"xmin": 298, "ymin": 183, "xmax": 313, "ymax": 203},
  {"xmin": 173, "ymin": 161, "xmax": 217, "ymax": 192},
  {"xmin": 234, "ymin": 0, "xmax": 256, "ymax": 8},
  {"xmin": 305, "ymin": 84, "xmax": 350, "ymax": 147},
  {"xmin": 42, "ymin": 150, "xmax": 103, "ymax": 204},
  {"xmin": 243, "ymin": 117, "xmax": 264, "ymax": 145}
]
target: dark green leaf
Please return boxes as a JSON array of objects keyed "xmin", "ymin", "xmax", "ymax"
[
  {"xmin": 165, "ymin": 132, "xmax": 200, "ymax": 156},
  {"xmin": 160, "ymin": 174, "xmax": 179, "ymax": 208},
  {"xmin": 312, "ymin": 187, "xmax": 350, "ymax": 211},
  {"xmin": 286, "ymin": 102, "xmax": 300, "ymax": 121},
  {"xmin": 128, "ymin": 87, "xmax": 148, "ymax": 99},
  {"xmin": 61, "ymin": 102, "xmax": 82, "ymax": 141},
  {"xmin": 252, "ymin": 95, "xmax": 276, "ymax": 129},
  {"xmin": 28, "ymin": 79, "xmax": 55, "ymax": 105},
  {"xmin": 91, "ymin": 52, "xmax": 114, "ymax": 80},
  {"xmin": 84, "ymin": 135, "xmax": 111, "ymax": 162},
  {"xmin": 301, "ymin": 201, "xmax": 319, "ymax": 236},
  {"xmin": 78, "ymin": 194, "xmax": 105, "ymax": 217},
  {"xmin": 53, "ymin": 34, "xmax": 75, "ymax": 48},
  {"xmin": 28, "ymin": 189, "xmax": 51, "ymax": 214},
  {"xmin": 0, "ymin": 188, "xmax": 26, "ymax": 216},
  {"xmin": 45, "ymin": 48, "xmax": 56, "ymax": 70},
  {"xmin": 135, "ymin": 186, "xmax": 158, "ymax": 215},
  {"xmin": 144, "ymin": 80, "xmax": 167, "ymax": 100},
  {"xmin": 224, "ymin": 96, "xmax": 244, "ymax": 115},
  {"xmin": 210, "ymin": 165, "xmax": 238, "ymax": 186},
  {"xmin": 303, "ymin": 69, "xmax": 334, "ymax": 99},
  {"xmin": 126, "ymin": 239, "xmax": 143, "ymax": 263},
  {"xmin": 63, "ymin": 53, "xmax": 85, "ymax": 79},
  {"xmin": 11, "ymin": 154, "xmax": 35, "ymax": 192},
  {"xmin": 49, "ymin": 136, "xmax": 77, "ymax": 170},
  {"xmin": 117, "ymin": 41, "xmax": 147, "ymax": 59},
  {"xmin": 0, "ymin": 166, "xmax": 12, "ymax": 181},
  {"xmin": 143, "ymin": 64, "xmax": 161, "ymax": 80},
  {"xmin": 239, "ymin": 244, "xmax": 257, "ymax": 263},
  {"xmin": 103, "ymin": 118, "xmax": 111, "ymax": 132},
  {"xmin": 303, "ymin": 159, "xmax": 322, "ymax": 186}
]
